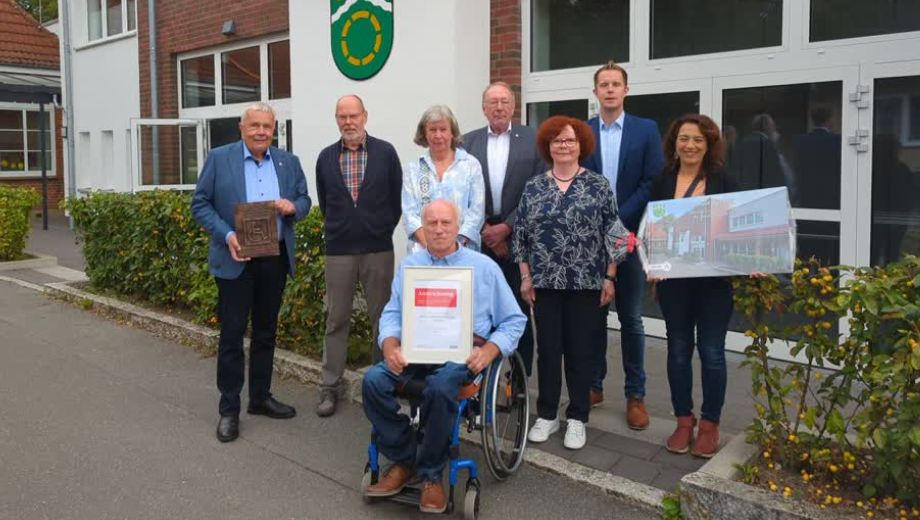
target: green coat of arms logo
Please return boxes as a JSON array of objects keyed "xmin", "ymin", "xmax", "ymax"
[{"xmin": 330, "ymin": 0, "xmax": 394, "ymax": 81}]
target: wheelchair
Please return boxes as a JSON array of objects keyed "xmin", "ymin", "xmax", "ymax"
[{"xmin": 362, "ymin": 350, "xmax": 530, "ymax": 519}]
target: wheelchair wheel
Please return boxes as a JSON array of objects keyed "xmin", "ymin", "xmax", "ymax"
[
  {"xmin": 480, "ymin": 351, "xmax": 529, "ymax": 480},
  {"xmin": 463, "ymin": 480, "xmax": 480, "ymax": 520},
  {"xmin": 361, "ymin": 466, "xmax": 378, "ymax": 503}
]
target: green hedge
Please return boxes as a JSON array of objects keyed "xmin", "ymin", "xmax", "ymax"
[
  {"xmin": 65, "ymin": 191, "xmax": 373, "ymax": 364},
  {"xmin": 0, "ymin": 186, "xmax": 40, "ymax": 261}
]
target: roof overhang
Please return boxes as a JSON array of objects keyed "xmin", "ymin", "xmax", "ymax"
[{"xmin": 0, "ymin": 69, "xmax": 60, "ymax": 104}]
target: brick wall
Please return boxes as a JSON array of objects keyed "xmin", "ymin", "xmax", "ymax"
[
  {"xmin": 0, "ymin": 108, "xmax": 65, "ymax": 209},
  {"xmin": 135, "ymin": 0, "xmax": 288, "ymax": 181},
  {"xmin": 490, "ymin": 0, "xmax": 523, "ymax": 123},
  {"xmin": 137, "ymin": 0, "xmax": 288, "ymax": 120}
]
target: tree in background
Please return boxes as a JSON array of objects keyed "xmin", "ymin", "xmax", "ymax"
[{"xmin": 16, "ymin": 0, "xmax": 58, "ymax": 24}]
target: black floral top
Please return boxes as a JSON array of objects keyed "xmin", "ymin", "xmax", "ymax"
[{"xmin": 513, "ymin": 170, "xmax": 631, "ymax": 291}]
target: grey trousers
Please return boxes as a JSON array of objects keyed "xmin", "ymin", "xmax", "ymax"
[{"xmin": 321, "ymin": 251, "xmax": 394, "ymax": 390}]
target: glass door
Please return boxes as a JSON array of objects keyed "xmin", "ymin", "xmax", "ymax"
[
  {"xmin": 856, "ymin": 60, "xmax": 920, "ymax": 267},
  {"xmin": 712, "ymin": 66, "xmax": 860, "ymax": 361}
]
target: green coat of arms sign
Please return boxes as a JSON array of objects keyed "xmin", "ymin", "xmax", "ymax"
[{"xmin": 330, "ymin": 0, "xmax": 394, "ymax": 80}]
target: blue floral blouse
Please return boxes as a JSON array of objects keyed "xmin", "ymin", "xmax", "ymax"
[
  {"xmin": 402, "ymin": 147, "xmax": 486, "ymax": 250},
  {"xmin": 513, "ymin": 169, "xmax": 631, "ymax": 290}
]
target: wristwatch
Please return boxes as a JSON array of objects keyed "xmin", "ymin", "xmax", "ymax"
[{"xmin": 604, "ymin": 273, "xmax": 616, "ymax": 282}]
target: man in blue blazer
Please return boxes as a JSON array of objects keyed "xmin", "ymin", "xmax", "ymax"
[
  {"xmin": 191, "ymin": 103, "xmax": 311, "ymax": 442},
  {"xmin": 582, "ymin": 61, "xmax": 664, "ymax": 430}
]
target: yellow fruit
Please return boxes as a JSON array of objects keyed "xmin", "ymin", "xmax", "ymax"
[{"xmin": 770, "ymin": 483, "xmax": 778, "ymax": 492}]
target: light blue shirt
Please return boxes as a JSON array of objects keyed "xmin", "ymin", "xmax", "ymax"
[
  {"xmin": 599, "ymin": 112, "xmax": 625, "ymax": 193},
  {"xmin": 378, "ymin": 244, "xmax": 526, "ymax": 358},
  {"xmin": 233, "ymin": 144, "xmax": 282, "ymax": 241},
  {"xmin": 402, "ymin": 148, "xmax": 486, "ymax": 249}
]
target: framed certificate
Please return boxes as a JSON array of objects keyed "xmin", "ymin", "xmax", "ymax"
[{"xmin": 401, "ymin": 266, "xmax": 474, "ymax": 364}]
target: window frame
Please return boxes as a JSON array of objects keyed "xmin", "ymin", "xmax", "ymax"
[
  {"xmin": 84, "ymin": 0, "xmax": 137, "ymax": 44},
  {"xmin": 0, "ymin": 104, "xmax": 56, "ymax": 179},
  {"xmin": 177, "ymin": 35, "xmax": 291, "ymax": 113},
  {"xmin": 801, "ymin": 0, "xmax": 920, "ymax": 49}
]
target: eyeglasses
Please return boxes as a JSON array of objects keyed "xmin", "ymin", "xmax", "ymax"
[
  {"xmin": 486, "ymin": 99, "xmax": 513, "ymax": 107},
  {"xmin": 550, "ymin": 138, "xmax": 579, "ymax": 148}
]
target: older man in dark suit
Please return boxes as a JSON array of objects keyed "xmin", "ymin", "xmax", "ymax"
[
  {"xmin": 191, "ymin": 102, "xmax": 311, "ymax": 443},
  {"xmin": 463, "ymin": 81, "xmax": 544, "ymax": 375}
]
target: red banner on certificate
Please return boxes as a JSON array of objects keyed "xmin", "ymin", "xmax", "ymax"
[{"xmin": 414, "ymin": 288, "xmax": 458, "ymax": 308}]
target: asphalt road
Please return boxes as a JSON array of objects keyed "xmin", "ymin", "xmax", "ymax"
[{"xmin": 0, "ymin": 282, "xmax": 656, "ymax": 520}]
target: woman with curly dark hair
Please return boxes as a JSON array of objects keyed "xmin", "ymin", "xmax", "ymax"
[
  {"xmin": 651, "ymin": 113, "xmax": 753, "ymax": 458},
  {"xmin": 513, "ymin": 115, "xmax": 632, "ymax": 450}
]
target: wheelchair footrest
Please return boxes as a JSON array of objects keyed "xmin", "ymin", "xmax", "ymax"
[{"xmin": 385, "ymin": 485, "xmax": 422, "ymax": 507}]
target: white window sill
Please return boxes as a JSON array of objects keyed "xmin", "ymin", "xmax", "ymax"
[
  {"xmin": 74, "ymin": 30, "xmax": 137, "ymax": 51},
  {"xmin": 0, "ymin": 172, "xmax": 58, "ymax": 179}
]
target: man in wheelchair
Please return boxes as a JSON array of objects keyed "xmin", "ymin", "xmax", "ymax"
[{"xmin": 362, "ymin": 199, "xmax": 526, "ymax": 513}]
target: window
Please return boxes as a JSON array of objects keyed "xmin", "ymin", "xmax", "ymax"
[
  {"xmin": 871, "ymin": 75, "xmax": 920, "ymax": 266},
  {"xmin": 181, "ymin": 56, "xmax": 216, "ymax": 108},
  {"xmin": 810, "ymin": 0, "xmax": 920, "ymax": 42},
  {"xmin": 268, "ymin": 40, "xmax": 291, "ymax": 100},
  {"xmin": 651, "ymin": 0, "xmax": 782, "ymax": 59},
  {"xmin": 624, "ymin": 91, "xmax": 700, "ymax": 137},
  {"xmin": 722, "ymin": 81, "xmax": 843, "ymax": 210},
  {"xmin": 180, "ymin": 40, "xmax": 290, "ymax": 108},
  {"xmin": 526, "ymin": 99, "xmax": 588, "ymax": 127},
  {"xmin": 86, "ymin": 0, "xmax": 136, "ymax": 41},
  {"xmin": 0, "ymin": 109, "xmax": 53, "ymax": 176},
  {"xmin": 531, "ymin": 0, "xmax": 628, "ymax": 72},
  {"xmin": 222, "ymin": 46, "xmax": 261, "ymax": 105}
]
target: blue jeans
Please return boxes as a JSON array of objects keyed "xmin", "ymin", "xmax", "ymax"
[
  {"xmin": 362, "ymin": 361, "xmax": 470, "ymax": 482},
  {"xmin": 657, "ymin": 278, "xmax": 733, "ymax": 423},
  {"xmin": 592, "ymin": 253, "xmax": 646, "ymax": 398}
]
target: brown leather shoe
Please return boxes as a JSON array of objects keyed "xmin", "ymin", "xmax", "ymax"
[
  {"xmin": 590, "ymin": 388, "xmax": 604, "ymax": 407},
  {"xmin": 626, "ymin": 397, "xmax": 650, "ymax": 430},
  {"xmin": 419, "ymin": 480, "xmax": 447, "ymax": 513},
  {"xmin": 691, "ymin": 419, "xmax": 720, "ymax": 458},
  {"xmin": 666, "ymin": 415, "xmax": 696, "ymax": 454},
  {"xmin": 365, "ymin": 464, "xmax": 413, "ymax": 497}
]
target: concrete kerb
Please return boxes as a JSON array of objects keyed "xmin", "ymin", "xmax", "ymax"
[
  {"xmin": 678, "ymin": 424, "xmax": 862, "ymax": 519},
  {"xmin": 0, "ymin": 251, "xmax": 57, "ymax": 271},
  {"xmin": 26, "ymin": 279, "xmax": 665, "ymax": 515}
]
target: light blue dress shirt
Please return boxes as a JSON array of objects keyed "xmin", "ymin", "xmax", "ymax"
[
  {"xmin": 377, "ymin": 244, "xmax": 526, "ymax": 358},
  {"xmin": 238, "ymin": 144, "xmax": 282, "ymax": 240},
  {"xmin": 599, "ymin": 112, "xmax": 625, "ymax": 193}
]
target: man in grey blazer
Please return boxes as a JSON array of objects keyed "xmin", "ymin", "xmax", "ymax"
[
  {"xmin": 191, "ymin": 102, "xmax": 311, "ymax": 443},
  {"xmin": 463, "ymin": 82, "xmax": 544, "ymax": 374}
]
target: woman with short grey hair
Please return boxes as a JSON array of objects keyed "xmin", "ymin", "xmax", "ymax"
[{"xmin": 402, "ymin": 105, "xmax": 485, "ymax": 252}]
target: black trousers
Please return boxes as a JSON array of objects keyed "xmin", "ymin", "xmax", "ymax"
[
  {"xmin": 533, "ymin": 289, "xmax": 604, "ymax": 423},
  {"xmin": 483, "ymin": 242, "xmax": 534, "ymax": 376},
  {"xmin": 215, "ymin": 248, "xmax": 288, "ymax": 416}
]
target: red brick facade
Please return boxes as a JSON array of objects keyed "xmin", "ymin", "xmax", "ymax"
[
  {"xmin": 136, "ymin": 0, "xmax": 288, "ymax": 120},
  {"xmin": 490, "ymin": 0, "xmax": 523, "ymax": 123},
  {"xmin": 135, "ymin": 0, "xmax": 288, "ymax": 183}
]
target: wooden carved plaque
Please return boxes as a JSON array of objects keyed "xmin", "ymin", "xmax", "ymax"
[{"xmin": 234, "ymin": 201, "xmax": 279, "ymax": 258}]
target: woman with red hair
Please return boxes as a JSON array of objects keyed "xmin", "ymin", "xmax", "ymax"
[{"xmin": 513, "ymin": 115, "xmax": 632, "ymax": 450}]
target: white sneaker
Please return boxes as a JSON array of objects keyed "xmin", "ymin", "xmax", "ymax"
[
  {"xmin": 527, "ymin": 417, "xmax": 560, "ymax": 443},
  {"xmin": 564, "ymin": 419, "xmax": 586, "ymax": 450}
]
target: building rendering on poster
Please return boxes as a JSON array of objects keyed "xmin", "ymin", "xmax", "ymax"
[{"xmin": 638, "ymin": 187, "xmax": 796, "ymax": 279}]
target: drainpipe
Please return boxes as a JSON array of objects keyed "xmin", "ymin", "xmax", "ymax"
[
  {"xmin": 149, "ymin": 0, "xmax": 160, "ymax": 185},
  {"xmin": 60, "ymin": 0, "xmax": 77, "ymax": 210}
]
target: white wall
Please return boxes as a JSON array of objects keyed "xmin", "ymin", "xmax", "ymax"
[
  {"xmin": 290, "ymin": 0, "xmax": 491, "ymax": 201},
  {"xmin": 69, "ymin": 35, "xmax": 139, "ymax": 192},
  {"xmin": 61, "ymin": 0, "xmax": 140, "ymax": 193}
]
